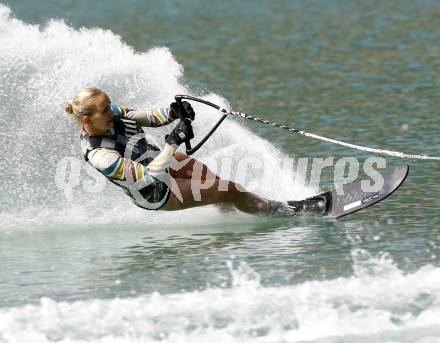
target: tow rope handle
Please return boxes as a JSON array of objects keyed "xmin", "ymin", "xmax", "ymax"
[
  {"xmin": 175, "ymin": 95, "xmax": 227, "ymax": 156},
  {"xmin": 175, "ymin": 95, "xmax": 440, "ymax": 161}
]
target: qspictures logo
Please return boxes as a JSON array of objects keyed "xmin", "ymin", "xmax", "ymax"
[{"xmin": 55, "ymin": 151, "xmax": 387, "ymax": 209}]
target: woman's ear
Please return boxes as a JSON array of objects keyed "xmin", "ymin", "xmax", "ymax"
[{"xmin": 83, "ymin": 116, "xmax": 90, "ymax": 124}]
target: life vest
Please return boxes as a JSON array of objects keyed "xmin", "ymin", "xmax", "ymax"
[
  {"xmin": 79, "ymin": 117, "xmax": 168, "ymax": 208},
  {"xmin": 80, "ymin": 116, "xmax": 160, "ymax": 165}
]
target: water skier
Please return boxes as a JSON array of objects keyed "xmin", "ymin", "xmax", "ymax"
[{"xmin": 65, "ymin": 88, "xmax": 326, "ymax": 215}]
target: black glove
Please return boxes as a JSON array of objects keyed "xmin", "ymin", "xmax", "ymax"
[
  {"xmin": 165, "ymin": 119, "xmax": 194, "ymax": 146},
  {"xmin": 170, "ymin": 101, "xmax": 195, "ymax": 121}
]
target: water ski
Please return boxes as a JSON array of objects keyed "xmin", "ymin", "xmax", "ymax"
[{"xmin": 288, "ymin": 165, "xmax": 409, "ymax": 219}]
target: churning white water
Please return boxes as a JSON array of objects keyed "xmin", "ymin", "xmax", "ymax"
[
  {"xmin": 0, "ymin": 3, "xmax": 311, "ymax": 230},
  {"xmin": 1, "ymin": 251, "xmax": 440, "ymax": 343}
]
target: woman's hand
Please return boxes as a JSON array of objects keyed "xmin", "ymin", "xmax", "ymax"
[
  {"xmin": 165, "ymin": 119, "xmax": 194, "ymax": 146},
  {"xmin": 170, "ymin": 101, "xmax": 195, "ymax": 121}
]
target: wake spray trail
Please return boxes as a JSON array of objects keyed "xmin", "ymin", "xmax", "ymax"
[
  {"xmin": 1, "ymin": 254, "xmax": 440, "ymax": 342},
  {"xmin": 0, "ymin": 4, "xmax": 310, "ymax": 230}
]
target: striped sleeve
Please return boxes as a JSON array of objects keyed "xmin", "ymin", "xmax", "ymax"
[
  {"xmin": 87, "ymin": 148, "xmax": 156, "ymax": 185},
  {"xmin": 111, "ymin": 104, "xmax": 175, "ymax": 127},
  {"xmin": 87, "ymin": 145, "xmax": 178, "ymax": 184},
  {"xmin": 111, "ymin": 105, "xmax": 131, "ymax": 118},
  {"xmin": 126, "ymin": 108, "xmax": 176, "ymax": 127}
]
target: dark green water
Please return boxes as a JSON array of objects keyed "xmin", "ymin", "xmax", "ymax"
[{"xmin": 1, "ymin": 1, "xmax": 439, "ymax": 342}]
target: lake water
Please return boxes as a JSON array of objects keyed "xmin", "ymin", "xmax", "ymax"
[{"xmin": 1, "ymin": 1, "xmax": 440, "ymax": 342}]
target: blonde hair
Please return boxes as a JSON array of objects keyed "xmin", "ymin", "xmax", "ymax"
[{"xmin": 64, "ymin": 87, "xmax": 105, "ymax": 123}]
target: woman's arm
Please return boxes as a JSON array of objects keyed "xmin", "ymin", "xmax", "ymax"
[
  {"xmin": 87, "ymin": 145, "xmax": 177, "ymax": 185},
  {"xmin": 111, "ymin": 105, "xmax": 176, "ymax": 127}
]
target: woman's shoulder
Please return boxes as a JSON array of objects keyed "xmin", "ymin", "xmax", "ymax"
[
  {"xmin": 111, "ymin": 104, "xmax": 135, "ymax": 117},
  {"xmin": 111, "ymin": 104, "xmax": 125, "ymax": 117}
]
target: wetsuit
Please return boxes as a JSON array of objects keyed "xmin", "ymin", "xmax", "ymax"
[{"xmin": 80, "ymin": 105, "xmax": 177, "ymax": 210}]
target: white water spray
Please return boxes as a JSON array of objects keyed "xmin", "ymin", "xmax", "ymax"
[{"xmin": 0, "ymin": 4, "xmax": 310, "ymax": 229}]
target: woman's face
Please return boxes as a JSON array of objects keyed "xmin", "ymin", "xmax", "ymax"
[{"xmin": 85, "ymin": 93, "xmax": 114, "ymax": 134}]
